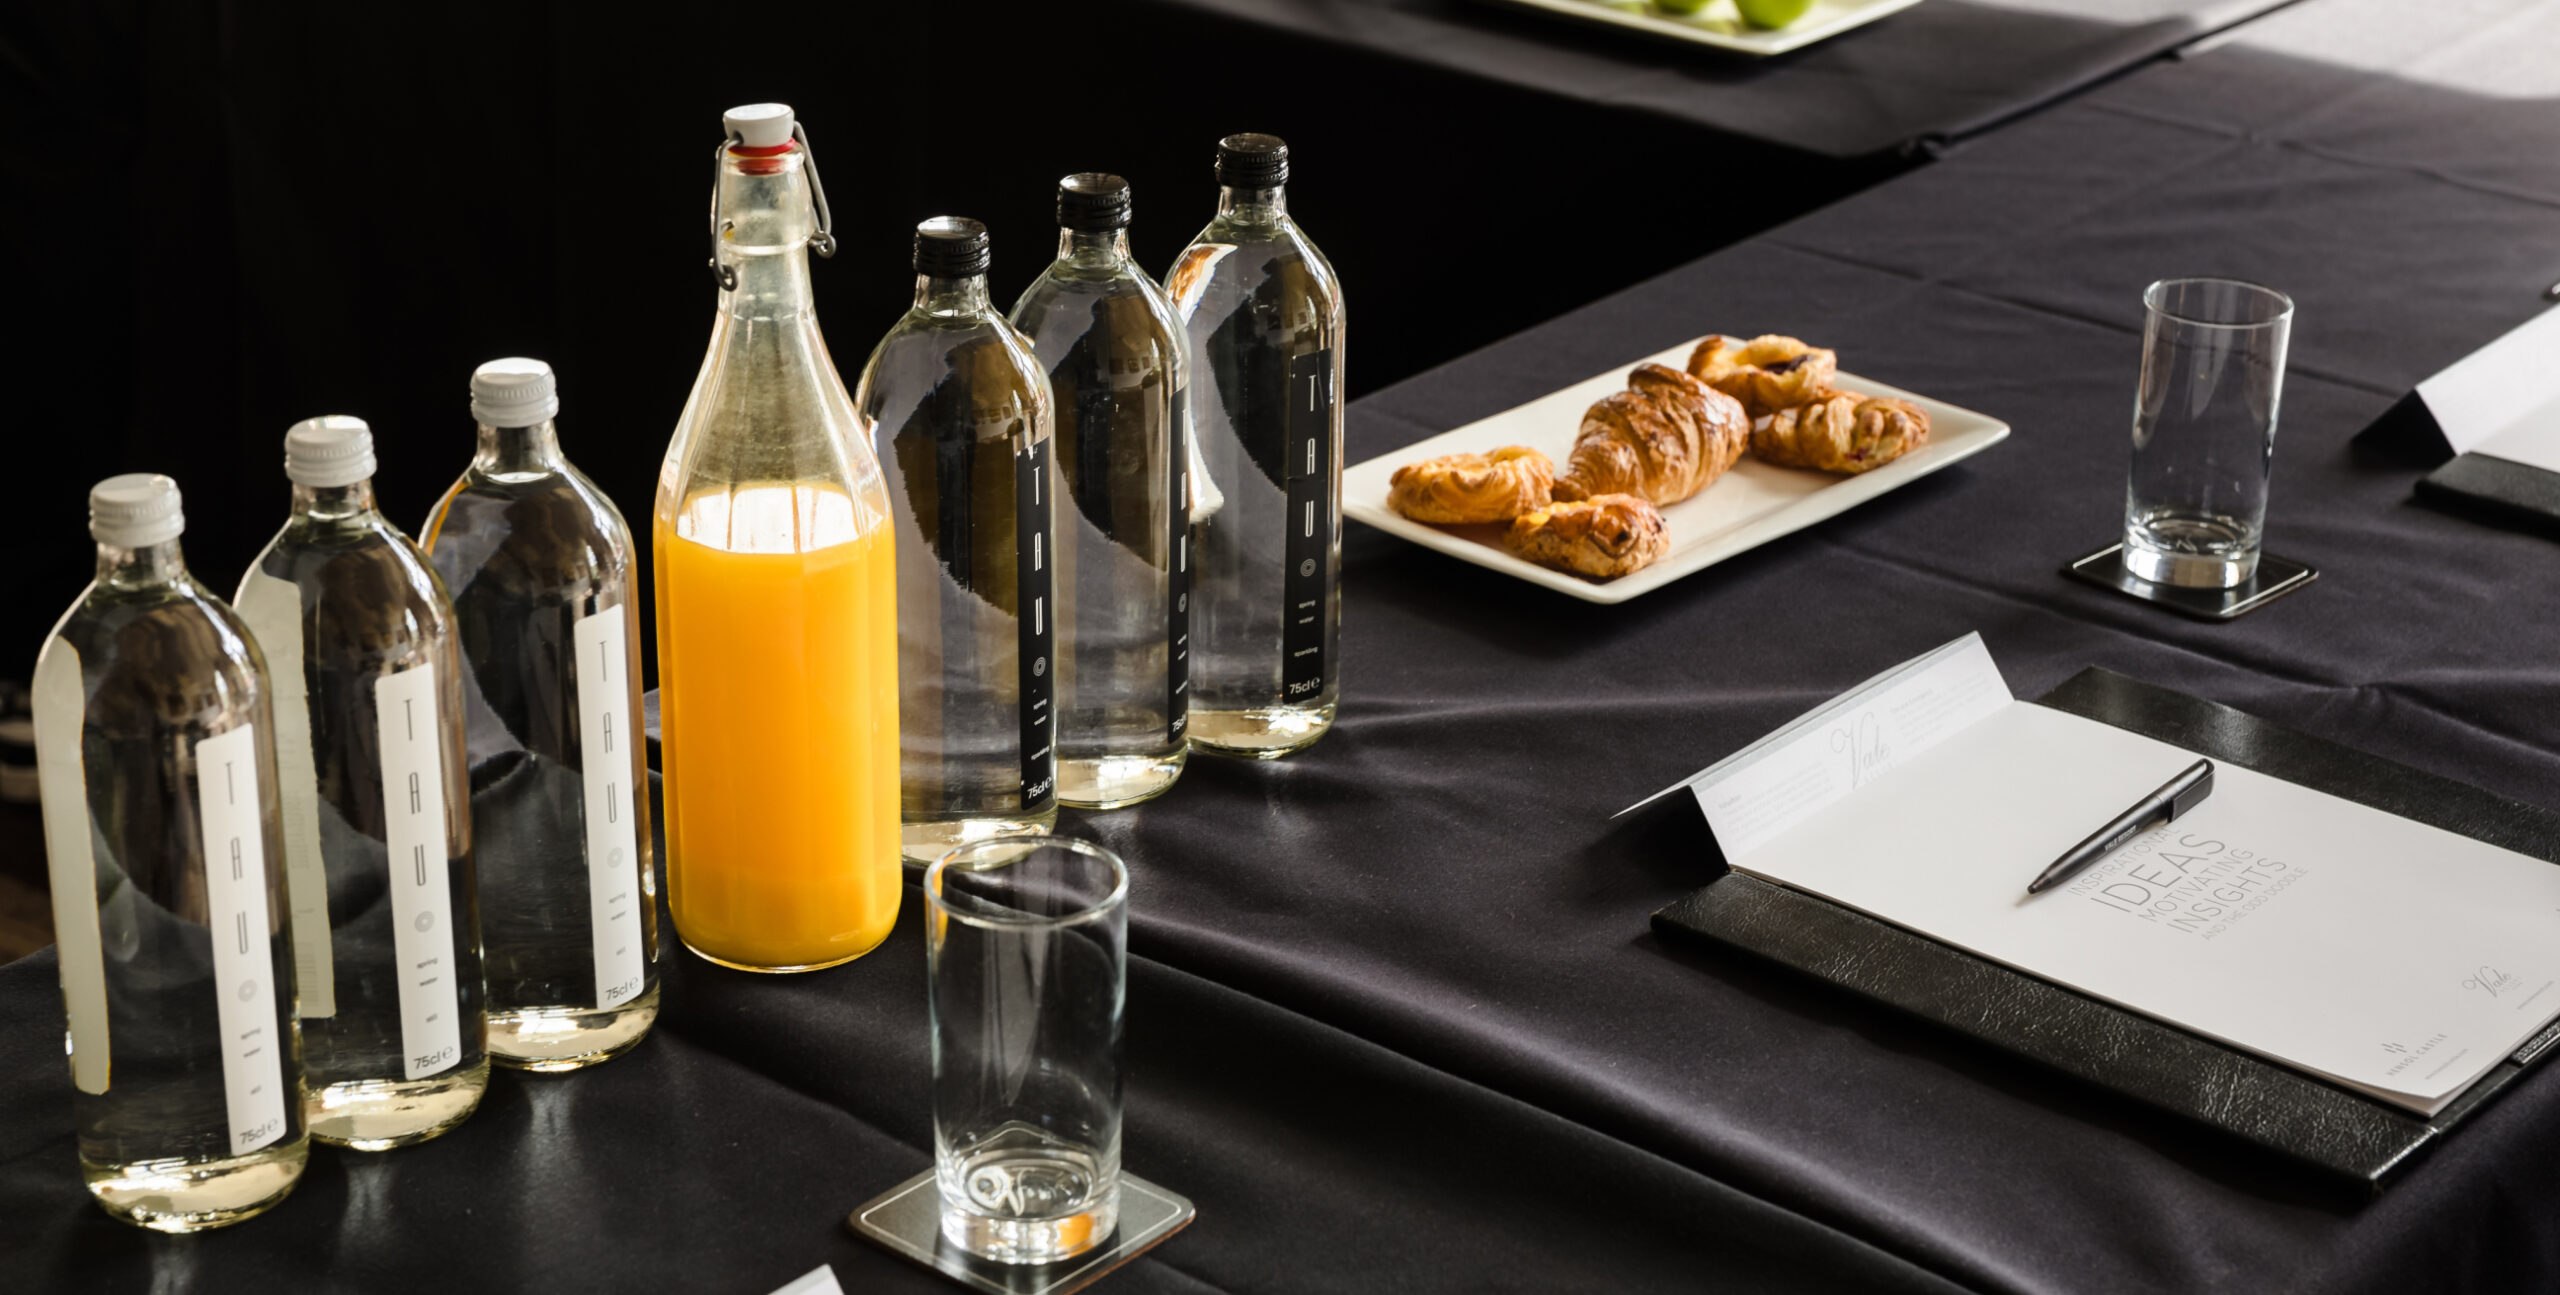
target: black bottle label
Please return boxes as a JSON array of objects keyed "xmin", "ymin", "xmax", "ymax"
[
  {"xmin": 1169, "ymin": 385, "xmax": 1192, "ymax": 744},
  {"xmin": 1018, "ymin": 439, "xmax": 1056, "ymax": 807},
  {"xmin": 1282, "ymin": 350, "xmax": 1334, "ymax": 704}
]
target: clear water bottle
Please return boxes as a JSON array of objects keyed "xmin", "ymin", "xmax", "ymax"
[
  {"xmin": 235, "ymin": 418, "xmax": 488, "ymax": 1149},
  {"xmin": 1167, "ymin": 133, "xmax": 1345, "ymax": 759},
  {"xmin": 1009, "ymin": 174, "xmax": 1190, "ymax": 809},
  {"xmin": 421, "ymin": 359, "xmax": 658, "ymax": 1069},
  {"xmin": 857, "ymin": 218, "xmax": 1060, "ymax": 863},
  {"xmin": 34, "ymin": 475, "xmax": 309, "ymax": 1231},
  {"xmin": 656, "ymin": 103, "xmax": 903, "ymax": 972}
]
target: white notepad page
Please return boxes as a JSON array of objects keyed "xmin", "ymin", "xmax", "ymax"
[{"xmin": 1729, "ymin": 697, "xmax": 2560, "ymax": 1114}]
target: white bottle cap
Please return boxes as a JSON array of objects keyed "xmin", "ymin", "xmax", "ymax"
[
  {"xmin": 724, "ymin": 103, "xmax": 794, "ymax": 148},
  {"xmin": 89, "ymin": 473, "xmax": 185, "ymax": 548},
  {"xmin": 285, "ymin": 415, "xmax": 378, "ymax": 488},
  {"xmin": 470, "ymin": 357, "xmax": 559, "ymax": 427}
]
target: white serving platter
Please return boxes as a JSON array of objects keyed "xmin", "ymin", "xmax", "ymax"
[
  {"xmin": 1477, "ymin": 0, "xmax": 1925, "ymax": 57},
  {"xmin": 1343, "ymin": 338, "xmax": 2009, "ymax": 605}
]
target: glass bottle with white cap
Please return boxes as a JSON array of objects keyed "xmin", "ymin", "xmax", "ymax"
[
  {"xmin": 656, "ymin": 103, "xmax": 903, "ymax": 972},
  {"xmin": 237, "ymin": 417, "xmax": 487, "ymax": 1148},
  {"xmin": 857, "ymin": 216, "xmax": 1060, "ymax": 864},
  {"xmin": 1010, "ymin": 174, "xmax": 1193, "ymax": 810},
  {"xmin": 33, "ymin": 474, "xmax": 310, "ymax": 1230},
  {"xmin": 1168, "ymin": 133, "xmax": 1346, "ymax": 759},
  {"xmin": 421, "ymin": 358, "xmax": 658, "ymax": 1070}
]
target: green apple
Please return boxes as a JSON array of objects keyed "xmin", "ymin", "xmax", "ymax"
[
  {"xmin": 1653, "ymin": 0, "xmax": 1712, "ymax": 12},
  {"xmin": 1734, "ymin": 0, "xmax": 1814, "ymax": 26}
]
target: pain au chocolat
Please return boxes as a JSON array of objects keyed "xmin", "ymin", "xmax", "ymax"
[
  {"xmin": 1504, "ymin": 494, "xmax": 1672, "ymax": 580},
  {"xmin": 1751, "ymin": 389, "xmax": 1931, "ymax": 474}
]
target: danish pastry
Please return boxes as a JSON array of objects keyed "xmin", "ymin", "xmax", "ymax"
[
  {"xmin": 1552, "ymin": 364, "xmax": 1749, "ymax": 506},
  {"xmin": 1504, "ymin": 494, "xmax": 1671, "ymax": 580},
  {"xmin": 1387, "ymin": 445, "xmax": 1555, "ymax": 524},
  {"xmin": 1750, "ymin": 390, "xmax": 1931, "ymax": 474},
  {"xmin": 1686, "ymin": 335, "xmax": 1838, "ymax": 417}
]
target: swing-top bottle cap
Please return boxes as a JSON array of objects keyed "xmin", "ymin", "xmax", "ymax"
[
  {"xmin": 285, "ymin": 415, "xmax": 378, "ymax": 488},
  {"xmin": 914, "ymin": 216, "xmax": 991, "ymax": 278},
  {"xmin": 1216, "ymin": 133, "xmax": 1289, "ymax": 189},
  {"xmin": 1058, "ymin": 174, "xmax": 1132, "ymax": 232},
  {"xmin": 89, "ymin": 473, "xmax": 184, "ymax": 548},
  {"xmin": 471, "ymin": 357, "xmax": 559, "ymax": 427},
  {"xmin": 723, "ymin": 103, "xmax": 794, "ymax": 149}
]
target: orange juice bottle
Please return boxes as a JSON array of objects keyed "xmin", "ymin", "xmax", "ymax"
[{"xmin": 654, "ymin": 103, "xmax": 899, "ymax": 972}]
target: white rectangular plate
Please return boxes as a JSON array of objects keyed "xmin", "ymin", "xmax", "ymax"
[
  {"xmin": 1474, "ymin": 0, "xmax": 1925, "ymax": 57},
  {"xmin": 1344, "ymin": 338, "xmax": 2009, "ymax": 604}
]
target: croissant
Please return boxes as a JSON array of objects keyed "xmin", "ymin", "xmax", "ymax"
[
  {"xmin": 1686, "ymin": 335, "xmax": 1838, "ymax": 417},
  {"xmin": 1388, "ymin": 446, "xmax": 1554, "ymax": 524},
  {"xmin": 1504, "ymin": 494, "xmax": 1671, "ymax": 580},
  {"xmin": 1552, "ymin": 364, "xmax": 1748, "ymax": 506},
  {"xmin": 1751, "ymin": 390, "xmax": 1931, "ymax": 474}
]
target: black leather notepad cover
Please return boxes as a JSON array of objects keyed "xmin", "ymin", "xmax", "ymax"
[
  {"xmin": 2415, "ymin": 453, "xmax": 2560, "ymax": 539},
  {"xmin": 1651, "ymin": 667, "xmax": 2560, "ymax": 1187},
  {"xmin": 2353, "ymin": 318, "xmax": 2560, "ymax": 538}
]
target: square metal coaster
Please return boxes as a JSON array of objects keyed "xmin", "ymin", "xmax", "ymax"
[
  {"xmin": 848, "ymin": 1170, "xmax": 1195, "ymax": 1295},
  {"xmin": 2064, "ymin": 543, "xmax": 2317, "ymax": 621}
]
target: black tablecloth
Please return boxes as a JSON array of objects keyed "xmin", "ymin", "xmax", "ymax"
[
  {"xmin": 1082, "ymin": 0, "xmax": 2560, "ymax": 1288},
  {"xmin": 0, "ymin": 780, "xmax": 1962, "ymax": 1294},
  {"xmin": 1134, "ymin": 0, "xmax": 2301, "ymax": 157},
  {"xmin": 13, "ymin": 0, "xmax": 2560, "ymax": 1290}
]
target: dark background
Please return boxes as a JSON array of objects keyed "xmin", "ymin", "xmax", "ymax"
[{"xmin": 1, "ymin": 0, "xmax": 1898, "ymax": 687}]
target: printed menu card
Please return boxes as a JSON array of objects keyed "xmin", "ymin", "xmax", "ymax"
[{"xmin": 1632, "ymin": 635, "xmax": 2560, "ymax": 1114}]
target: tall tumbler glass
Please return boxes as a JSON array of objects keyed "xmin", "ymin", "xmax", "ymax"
[
  {"xmin": 2124, "ymin": 278, "xmax": 2294, "ymax": 588},
  {"xmin": 926, "ymin": 836, "xmax": 1128, "ymax": 1264}
]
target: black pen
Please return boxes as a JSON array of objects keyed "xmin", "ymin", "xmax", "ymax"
[{"xmin": 2024, "ymin": 759, "xmax": 2216, "ymax": 896}]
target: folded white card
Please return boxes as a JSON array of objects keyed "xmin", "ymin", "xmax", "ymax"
[
  {"xmin": 1621, "ymin": 633, "xmax": 2012, "ymax": 857},
  {"xmin": 2422, "ymin": 305, "xmax": 2560, "ymax": 473},
  {"xmin": 765, "ymin": 1265, "xmax": 845, "ymax": 1295},
  {"xmin": 1642, "ymin": 636, "xmax": 2560, "ymax": 1114}
]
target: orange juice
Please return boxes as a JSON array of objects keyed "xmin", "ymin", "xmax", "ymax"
[{"xmin": 654, "ymin": 485, "xmax": 900, "ymax": 970}]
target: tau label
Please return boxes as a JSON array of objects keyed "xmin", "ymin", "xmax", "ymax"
[
  {"xmin": 374, "ymin": 664, "xmax": 462, "ymax": 1079},
  {"xmin": 1281, "ymin": 350, "xmax": 1335, "ymax": 700},
  {"xmin": 194, "ymin": 723, "xmax": 289, "ymax": 1154},
  {"xmin": 574, "ymin": 606, "xmax": 647, "ymax": 1010}
]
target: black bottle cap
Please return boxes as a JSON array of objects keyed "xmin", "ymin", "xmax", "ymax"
[
  {"xmin": 1215, "ymin": 133, "xmax": 1289, "ymax": 189},
  {"xmin": 913, "ymin": 216, "xmax": 990, "ymax": 278},
  {"xmin": 1058, "ymin": 173, "xmax": 1132, "ymax": 232}
]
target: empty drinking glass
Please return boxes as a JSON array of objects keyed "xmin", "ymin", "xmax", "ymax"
[
  {"xmin": 2124, "ymin": 278, "xmax": 2294, "ymax": 588},
  {"xmin": 926, "ymin": 836, "xmax": 1128, "ymax": 1265}
]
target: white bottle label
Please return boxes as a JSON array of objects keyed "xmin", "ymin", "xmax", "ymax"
[
  {"xmin": 374, "ymin": 664, "xmax": 462, "ymax": 1080},
  {"xmin": 32, "ymin": 638, "xmax": 110, "ymax": 1096},
  {"xmin": 573, "ymin": 606, "xmax": 646, "ymax": 1010},
  {"xmin": 234, "ymin": 569, "xmax": 335, "ymax": 1018},
  {"xmin": 193, "ymin": 723, "xmax": 290, "ymax": 1156}
]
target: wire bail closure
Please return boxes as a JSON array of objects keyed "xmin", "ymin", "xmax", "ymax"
[
  {"xmin": 707, "ymin": 140, "xmax": 736, "ymax": 292},
  {"xmin": 707, "ymin": 123, "xmax": 838, "ymax": 291},
  {"xmin": 797, "ymin": 122, "xmax": 837, "ymax": 260}
]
